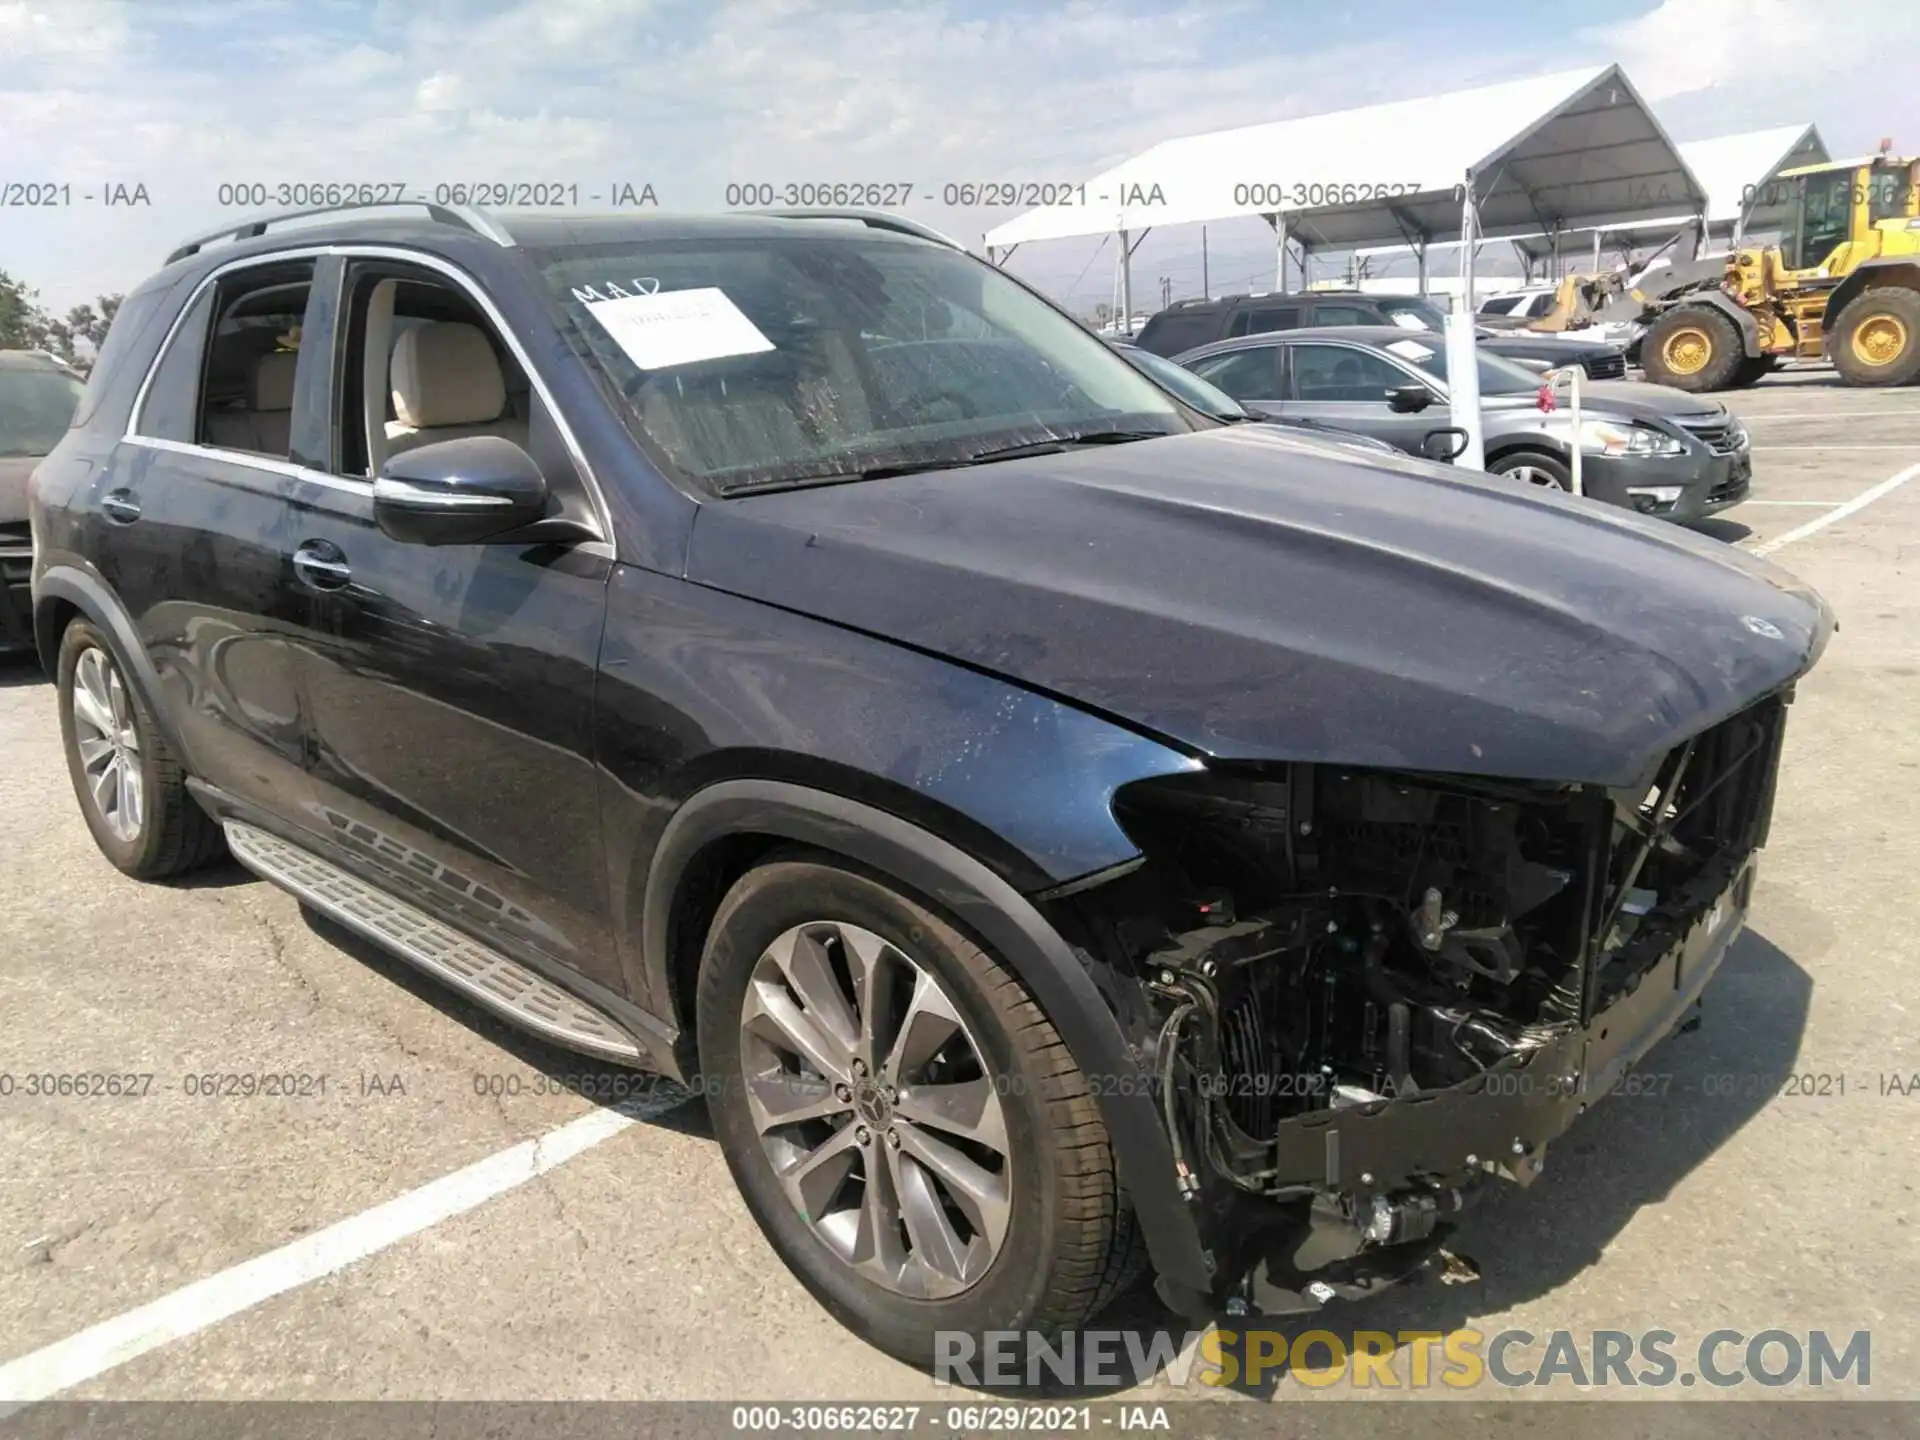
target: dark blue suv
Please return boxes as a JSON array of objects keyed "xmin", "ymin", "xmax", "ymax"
[{"xmin": 29, "ymin": 202, "xmax": 1832, "ymax": 1364}]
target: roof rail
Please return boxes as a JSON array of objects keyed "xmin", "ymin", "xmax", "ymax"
[
  {"xmin": 164, "ymin": 202, "xmax": 514, "ymax": 266},
  {"xmin": 764, "ymin": 208, "xmax": 964, "ymax": 250}
]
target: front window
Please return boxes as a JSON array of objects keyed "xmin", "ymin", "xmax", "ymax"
[
  {"xmin": 1378, "ymin": 335, "xmax": 1544, "ymax": 396},
  {"xmin": 0, "ymin": 364, "xmax": 86, "ymax": 457},
  {"xmin": 532, "ymin": 232, "xmax": 1188, "ymax": 492},
  {"xmin": 1783, "ymin": 172, "xmax": 1855, "ymax": 271}
]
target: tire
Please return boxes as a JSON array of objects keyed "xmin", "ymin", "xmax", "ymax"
[
  {"xmin": 1490, "ymin": 449, "xmax": 1572, "ymax": 492},
  {"xmin": 1726, "ymin": 355, "xmax": 1773, "ymax": 388},
  {"xmin": 56, "ymin": 619, "xmax": 225, "ymax": 879},
  {"xmin": 1829, "ymin": 287, "xmax": 1920, "ymax": 387},
  {"xmin": 695, "ymin": 856, "xmax": 1140, "ymax": 1371},
  {"xmin": 1641, "ymin": 305, "xmax": 1745, "ymax": 392}
]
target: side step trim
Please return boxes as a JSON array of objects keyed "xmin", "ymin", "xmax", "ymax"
[{"xmin": 225, "ymin": 821, "xmax": 646, "ymax": 1064}]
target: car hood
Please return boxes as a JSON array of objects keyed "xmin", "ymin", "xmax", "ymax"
[
  {"xmin": 1481, "ymin": 332, "xmax": 1623, "ymax": 357},
  {"xmin": 0, "ymin": 456, "xmax": 38, "ymax": 525},
  {"xmin": 686, "ymin": 426, "xmax": 1832, "ymax": 786},
  {"xmin": 1551, "ymin": 379, "xmax": 1727, "ymax": 423}
]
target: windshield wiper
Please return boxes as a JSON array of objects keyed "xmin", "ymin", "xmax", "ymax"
[{"xmin": 716, "ymin": 429, "xmax": 1174, "ymax": 494}]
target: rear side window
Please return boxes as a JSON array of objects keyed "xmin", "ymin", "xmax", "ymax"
[
  {"xmin": 66, "ymin": 284, "xmax": 173, "ymax": 431},
  {"xmin": 1189, "ymin": 348, "xmax": 1279, "ymax": 401},
  {"xmin": 133, "ymin": 260, "xmax": 316, "ymax": 458}
]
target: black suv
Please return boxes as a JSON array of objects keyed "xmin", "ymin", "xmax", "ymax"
[
  {"xmin": 31, "ymin": 203, "xmax": 1830, "ymax": 1364},
  {"xmin": 1134, "ymin": 290, "xmax": 1630, "ymax": 380}
]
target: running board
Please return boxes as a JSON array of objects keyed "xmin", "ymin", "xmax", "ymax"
[{"xmin": 224, "ymin": 821, "xmax": 646, "ymax": 1063}]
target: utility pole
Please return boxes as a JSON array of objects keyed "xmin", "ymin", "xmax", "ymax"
[{"xmin": 1201, "ymin": 226, "xmax": 1209, "ymax": 300}]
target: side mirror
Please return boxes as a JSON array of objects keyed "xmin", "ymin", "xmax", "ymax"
[
  {"xmin": 374, "ymin": 436, "xmax": 550, "ymax": 546},
  {"xmin": 1386, "ymin": 384, "xmax": 1435, "ymax": 413},
  {"xmin": 1421, "ymin": 426, "xmax": 1471, "ymax": 462}
]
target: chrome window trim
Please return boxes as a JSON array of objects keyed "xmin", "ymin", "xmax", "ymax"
[{"xmin": 122, "ymin": 242, "xmax": 615, "ymax": 548}]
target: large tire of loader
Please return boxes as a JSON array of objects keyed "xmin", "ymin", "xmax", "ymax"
[
  {"xmin": 1641, "ymin": 305, "xmax": 1745, "ymax": 392},
  {"xmin": 1829, "ymin": 287, "xmax": 1920, "ymax": 387}
]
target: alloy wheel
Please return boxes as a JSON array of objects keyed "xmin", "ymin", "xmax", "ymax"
[
  {"xmin": 1503, "ymin": 463, "xmax": 1565, "ymax": 489},
  {"xmin": 71, "ymin": 646, "xmax": 145, "ymax": 844},
  {"xmin": 738, "ymin": 920, "xmax": 1012, "ymax": 1299}
]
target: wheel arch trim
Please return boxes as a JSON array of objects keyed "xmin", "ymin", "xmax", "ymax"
[
  {"xmin": 643, "ymin": 777, "xmax": 1213, "ymax": 1293},
  {"xmin": 1824, "ymin": 261, "xmax": 1920, "ymax": 333},
  {"xmin": 1661, "ymin": 293, "xmax": 1762, "ymax": 357},
  {"xmin": 33, "ymin": 565, "xmax": 187, "ymax": 757}
]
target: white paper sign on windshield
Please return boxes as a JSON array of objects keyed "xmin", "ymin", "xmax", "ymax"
[
  {"xmin": 1385, "ymin": 338, "xmax": 1436, "ymax": 361},
  {"xmin": 584, "ymin": 287, "xmax": 774, "ymax": 370}
]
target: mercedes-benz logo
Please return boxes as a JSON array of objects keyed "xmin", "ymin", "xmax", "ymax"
[{"xmin": 1741, "ymin": 615, "xmax": 1785, "ymax": 639}]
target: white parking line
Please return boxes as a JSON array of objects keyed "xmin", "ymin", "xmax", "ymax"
[
  {"xmin": 1751, "ymin": 461, "xmax": 1920, "ymax": 557},
  {"xmin": 1752, "ymin": 444, "xmax": 1920, "ymax": 451},
  {"xmin": 1744, "ymin": 410, "xmax": 1920, "ymax": 421},
  {"xmin": 0, "ymin": 1105, "xmax": 637, "ymax": 1412},
  {"xmin": 1743, "ymin": 500, "xmax": 1838, "ymax": 507}
]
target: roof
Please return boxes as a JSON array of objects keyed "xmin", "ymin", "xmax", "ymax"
[
  {"xmin": 985, "ymin": 65, "xmax": 1705, "ymax": 252},
  {"xmin": 1181, "ymin": 325, "xmax": 1433, "ymax": 357}
]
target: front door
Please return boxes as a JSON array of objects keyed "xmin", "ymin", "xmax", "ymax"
[
  {"xmin": 284, "ymin": 255, "xmax": 623, "ymax": 994},
  {"xmin": 1278, "ymin": 341, "xmax": 1444, "ymax": 454}
]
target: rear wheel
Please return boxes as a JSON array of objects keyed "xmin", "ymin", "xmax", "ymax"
[
  {"xmin": 695, "ymin": 857, "xmax": 1140, "ymax": 1369},
  {"xmin": 56, "ymin": 620, "xmax": 224, "ymax": 879},
  {"xmin": 1830, "ymin": 287, "xmax": 1920, "ymax": 387},
  {"xmin": 1642, "ymin": 305, "xmax": 1744, "ymax": 392}
]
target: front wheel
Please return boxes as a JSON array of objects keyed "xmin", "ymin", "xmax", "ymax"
[
  {"xmin": 1641, "ymin": 305, "xmax": 1744, "ymax": 391},
  {"xmin": 1490, "ymin": 449, "xmax": 1572, "ymax": 492},
  {"xmin": 695, "ymin": 857, "xmax": 1140, "ymax": 1369}
]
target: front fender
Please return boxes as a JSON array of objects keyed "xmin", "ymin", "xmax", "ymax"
[{"xmin": 643, "ymin": 778, "xmax": 1216, "ymax": 1298}]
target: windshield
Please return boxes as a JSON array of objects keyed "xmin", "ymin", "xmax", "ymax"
[
  {"xmin": 1376, "ymin": 335, "xmax": 1545, "ymax": 396},
  {"xmin": 1782, "ymin": 171, "xmax": 1854, "ymax": 271},
  {"xmin": 0, "ymin": 363, "xmax": 86, "ymax": 457},
  {"xmin": 1113, "ymin": 345, "xmax": 1248, "ymax": 420},
  {"xmin": 532, "ymin": 233, "xmax": 1188, "ymax": 492},
  {"xmin": 1373, "ymin": 296, "xmax": 1449, "ymax": 332}
]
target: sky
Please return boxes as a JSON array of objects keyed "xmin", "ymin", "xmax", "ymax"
[{"xmin": 4, "ymin": 0, "xmax": 1919, "ymax": 318}]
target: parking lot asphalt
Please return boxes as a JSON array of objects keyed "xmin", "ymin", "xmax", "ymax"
[{"xmin": 2, "ymin": 372, "xmax": 1918, "ymax": 1410}]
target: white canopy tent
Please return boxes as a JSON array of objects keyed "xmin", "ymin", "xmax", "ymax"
[
  {"xmin": 1350, "ymin": 123, "xmax": 1831, "ymax": 282},
  {"xmin": 984, "ymin": 64, "xmax": 1707, "ymax": 324}
]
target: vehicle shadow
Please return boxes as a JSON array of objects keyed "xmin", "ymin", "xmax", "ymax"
[
  {"xmin": 1691, "ymin": 517, "xmax": 1753, "ymax": 544},
  {"xmin": 294, "ymin": 904, "xmax": 710, "ymax": 1138},
  {"xmin": 999, "ymin": 929, "xmax": 1812, "ymax": 1399},
  {"xmin": 0, "ymin": 653, "xmax": 48, "ymax": 688}
]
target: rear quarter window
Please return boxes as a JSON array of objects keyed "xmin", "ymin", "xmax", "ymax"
[{"xmin": 66, "ymin": 281, "xmax": 179, "ymax": 433}]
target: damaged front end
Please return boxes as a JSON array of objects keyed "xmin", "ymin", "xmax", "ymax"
[{"xmin": 1047, "ymin": 690, "xmax": 1792, "ymax": 1318}]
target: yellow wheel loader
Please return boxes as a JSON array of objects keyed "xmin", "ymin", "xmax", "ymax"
[{"xmin": 1635, "ymin": 152, "xmax": 1920, "ymax": 392}]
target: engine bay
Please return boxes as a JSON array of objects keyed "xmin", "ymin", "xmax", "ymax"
[{"xmin": 1052, "ymin": 692, "xmax": 1789, "ymax": 1308}]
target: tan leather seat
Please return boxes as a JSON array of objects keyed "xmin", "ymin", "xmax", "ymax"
[
  {"xmin": 204, "ymin": 350, "xmax": 297, "ymax": 456},
  {"xmin": 384, "ymin": 322, "xmax": 529, "ymax": 457}
]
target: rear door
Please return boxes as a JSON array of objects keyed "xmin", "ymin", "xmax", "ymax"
[
  {"xmin": 283, "ymin": 253, "xmax": 625, "ymax": 995},
  {"xmin": 1277, "ymin": 340, "xmax": 1443, "ymax": 453},
  {"xmin": 99, "ymin": 256, "xmax": 320, "ymax": 822}
]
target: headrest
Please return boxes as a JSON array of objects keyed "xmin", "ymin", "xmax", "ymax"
[
  {"xmin": 251, "ymin": 351, "xmax": 298, "ymax": 411},
  {"xmin": 391, "ymin": 322, "xmax": 505, "ymax": 428}
]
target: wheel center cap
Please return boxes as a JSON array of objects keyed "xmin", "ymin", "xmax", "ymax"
[{"xmin": 853, "ymin": 1079, "xmax": 891, "ymax": 1127}]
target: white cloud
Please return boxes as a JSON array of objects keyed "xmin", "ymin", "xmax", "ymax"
[{"xmin": 5, "ymin": 0, "xmax": 1919, "ymax": 313}]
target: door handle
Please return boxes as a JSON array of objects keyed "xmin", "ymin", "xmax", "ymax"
[
  {"xmin": 292, "ymin": 540, "xmax": 352, "ymax": 591},
  {"xmin": 102, "ymin": 490, "xmax": 141, "ymax": 525}
]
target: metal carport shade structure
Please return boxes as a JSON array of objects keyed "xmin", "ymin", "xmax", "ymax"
[
  {"xmin": 1505, "ymin": 124, "xmax": 1831, "ymax": 274},
  {"xmin": 984, "ymin": 64, "xmax": 1707, "ymax": 327},
  {"xmin": 1349, "ymin": 124, "xmax": 1831, "ymax": 282}
]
